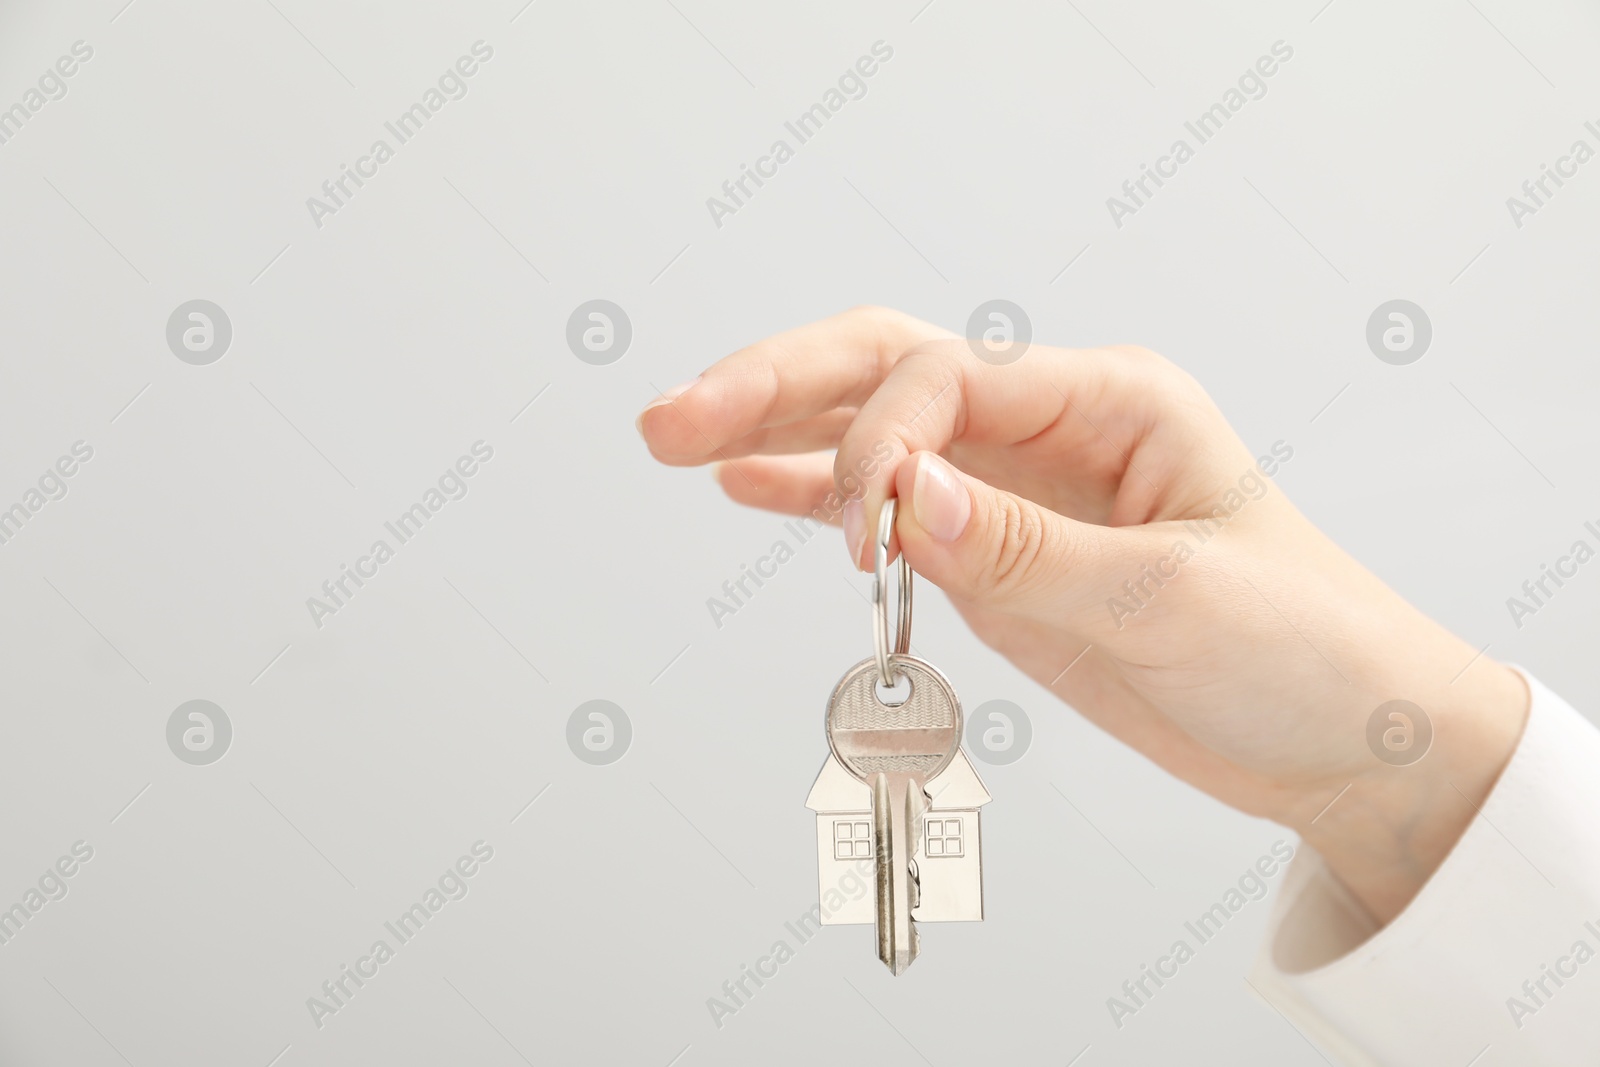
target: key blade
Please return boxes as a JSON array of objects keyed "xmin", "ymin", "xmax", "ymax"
[
  {"xmin": 873, "ymin": 773, "xmax": 920, "ymax": 975},
  {"xmin": 872, "ymin": 773, "xmax": 897, "ymax": 972}
]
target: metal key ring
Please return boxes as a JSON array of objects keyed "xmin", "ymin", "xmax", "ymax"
[{"xmin": 872, "ymin": 498, "xmax": 913, "ymax": 688}]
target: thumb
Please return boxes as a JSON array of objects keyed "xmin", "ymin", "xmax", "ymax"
[{"xmin": 893, "ymin": 451, "xmax": 1149, "ymax": 629}]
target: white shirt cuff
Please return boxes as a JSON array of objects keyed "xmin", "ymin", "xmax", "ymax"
[{"xmin": 1250, "ymin": 669, "xmax": 1600, "ymax": 1065}]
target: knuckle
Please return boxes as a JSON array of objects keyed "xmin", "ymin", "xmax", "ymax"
[
  {"xmin": 1102, "ymin": 344, "xmax": 1213, "ymax": 417},
  {"xmin": 1104, "ymin": 344, "xmax": 1187, "ymax": 382},
  {"xmin": 848, "ymin": 304, "xmax": 939, "ymax": 338},
  {"xmin": 846, "ymin": 303, "xmax": 894, "ymax": 323},
  {"xmin": 847, "ymin": 304, "xmax": 914, "ymax": 351},
  {"xmin": 899, "ymin": 339, "xmax": 966, "ymax": 367},
  {"xmin": 891, "ymin": 345, "xmax": 968, "ymax": 425},
  {"xmin": 1105, "ymin": 343, "xmax": 1166, "ymax": 366},
  {"xmin": 1111, "ymin": 344, "xmax": 1199, "ymax": 390},
  {"xmin": 985, "ymin": 493, "xmax": 1056, "ymax": 597}
]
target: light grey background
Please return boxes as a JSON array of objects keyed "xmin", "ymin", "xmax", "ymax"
[{"xmin": 1, "ymin": 0, "xmax": 1595, "ymax": 1063}]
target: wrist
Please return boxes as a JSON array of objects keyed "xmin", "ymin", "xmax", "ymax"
[{"xmin": 1292, "ymin": 658, "xmax": 1528, "ymax": 924}]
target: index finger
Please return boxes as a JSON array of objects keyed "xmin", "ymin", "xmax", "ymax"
[
  {"xmin": 637, "ymin": 306, "xmax": 952, "ymax": 465},
  {"xmin": 832, "ymin": 341, "xmax": 1178, "ymax": 571}
]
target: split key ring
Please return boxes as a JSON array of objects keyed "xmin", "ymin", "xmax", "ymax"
[{"xmin": 871, "ymin": 498, "xmax": 913, "ymax": 688}]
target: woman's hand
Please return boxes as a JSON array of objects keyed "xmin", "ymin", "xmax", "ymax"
[{"xmin": 637, "ymin": 307, "xmax": 1528, "ymax": 924}]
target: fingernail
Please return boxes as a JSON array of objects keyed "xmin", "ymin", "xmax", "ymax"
[
  {"xmin": 912, "ymin": 454, "xmax": 971, "ymax": 543},
  {"xmin": 636, "ymin": 376, "xmax": 701, "ymax": 436},
  {"xmin": 843, "ymin": 498, "xmax": 866, "ymax": 570}
]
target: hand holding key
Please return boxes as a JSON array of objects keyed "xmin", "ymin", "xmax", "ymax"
[{"xmin": 638, "ymin": 306, "xmax": 1529, "ymax": 927}]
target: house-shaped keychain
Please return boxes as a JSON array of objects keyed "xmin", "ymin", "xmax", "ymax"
[{"xmin": 804, "ymin": 750, "xmax": 991, "ymax": 925}]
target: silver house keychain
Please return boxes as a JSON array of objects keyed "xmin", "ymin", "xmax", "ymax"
[{"xmin": 804, "ymin": 499, "xmax": 991, "ymax": 974}]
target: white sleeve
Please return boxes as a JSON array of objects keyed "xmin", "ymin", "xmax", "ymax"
[{"xmin": 1249, "ymin": 670, "xmax": 1600, "ymax": 1066}]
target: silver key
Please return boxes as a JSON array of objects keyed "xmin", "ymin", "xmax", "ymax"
[{"xmin": 825, "ymin": 653, "xmax": 962, "ymax": 974}]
